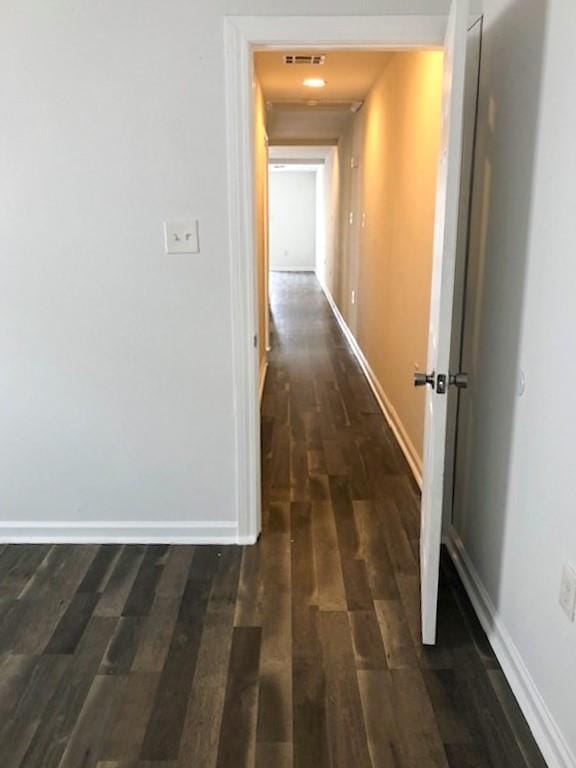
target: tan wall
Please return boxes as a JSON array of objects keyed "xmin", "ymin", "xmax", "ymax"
[
  {"xmin": 254, "ymin": 79, "xmax": 268, "ymax": 377},
  {"xmin": 335, "ymin": 52, "xmax": 443, "ymax": 467}
]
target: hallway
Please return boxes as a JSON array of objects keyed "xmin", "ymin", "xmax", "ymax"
[
  {"xmin": 259, "ymin": 272, "xmax": 546, "ymax": 768},
  {"xmin": 0, "ymin": 273, "xmax": 545, "ymax": 768}
]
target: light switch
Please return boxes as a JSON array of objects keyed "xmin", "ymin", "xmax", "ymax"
[{"xmin": 164, "ymin": 220, "xmax": 200, "ymax": 254}]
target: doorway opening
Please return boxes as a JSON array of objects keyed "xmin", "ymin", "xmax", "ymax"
[
  {"xmin": 225, "ymin": 10, "xmax": 480, "ymax": 644},
  {"xmin": 257, "ymin": 47, "xmax": 445, "ymax": 486},
  {"xmin": 269, "ymin": 162, "xmax": 319, "ymax": 274}
]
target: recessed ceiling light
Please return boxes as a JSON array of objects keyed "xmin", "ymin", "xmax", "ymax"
[{"xmin": 303, "ymin": 78, "xmax": 326, "ymax": 88}]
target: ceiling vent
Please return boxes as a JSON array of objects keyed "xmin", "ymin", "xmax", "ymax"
[{"xmin": 283, "ymin": 54, "xmax": 326, "ymax": 65}]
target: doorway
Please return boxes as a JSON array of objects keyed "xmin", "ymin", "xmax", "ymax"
[
  {"xmin": 269, "ymin": 165, "xmax": 318, "ymax": 273},
  {"xmin": 225, "ymin": 8, "xmax": 480, "ymax": 644}
]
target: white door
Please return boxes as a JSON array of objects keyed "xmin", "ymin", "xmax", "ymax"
[{"xmin": 420, "ymin": 0, "xmax": 470, "ymax": 645}]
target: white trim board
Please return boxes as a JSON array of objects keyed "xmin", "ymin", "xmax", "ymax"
[
  {"xmin": 319, "ymin": 279, "xmax": 423, "ymax": 488},
  {"xmin": 228, "ymin": 15, "xmax": 450, "ymax": 50},
  {"xmin": 446, "ymin": 527, "xmax": 576, "ymax": 768},
  {"xmin": 270, "ymin": 267, "xmax": 315, "ymax": 273},
  {"xmin": 0, "ymin": 520, "xmax": 257, "ymax": 545}
]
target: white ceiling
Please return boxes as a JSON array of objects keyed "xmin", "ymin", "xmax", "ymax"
[
  {"xmin": 266, "ymin": 107, "xmax": 353, "ymax": 143},
  {"xmin": 256, "ymin": 49, "xmax": 393, "ymax": 142},
  {"xmin": 255, "ymin": 50, "xmax": 392, "ymax": 102}
]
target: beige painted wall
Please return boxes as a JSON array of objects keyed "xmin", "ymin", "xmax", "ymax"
[
  {"xmin": 334, "ymin": 52, "xmax": 443, "ymax": 467},
  {"xmin": 254, "ymin": 79, "xmax": 268, "ymax": 377}
]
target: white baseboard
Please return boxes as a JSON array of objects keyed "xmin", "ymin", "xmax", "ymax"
[
  {"xmin": 318, "ymin": 279, "xmax": 423, "ymax": 488},
  {"xmin": 0, "ymin": 520, "xmax": 246, "ymax": 545},
  {"xmin": 446, "ymin": 527, "xmax": 576, "ymax": 768},
  {"xmin": 270, "ymin": 266, "xmax": 315, "ymax": 272},
  {"xmin": 259, "ymin": 359, "xmax": 268, "ymax": 402}
]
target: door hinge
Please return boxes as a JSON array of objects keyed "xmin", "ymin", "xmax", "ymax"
[{"xmin": 253, "ymin": 334, "xmax": 258, "ymax": 349}]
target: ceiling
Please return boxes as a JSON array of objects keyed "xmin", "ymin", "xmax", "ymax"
[
  {"xmin": 255, "ymin": 50, "xmax": 392, "ymax": 103},
  {"xmin": 266, "ymin": 108, "xmax": 353, "ymax": 143}
]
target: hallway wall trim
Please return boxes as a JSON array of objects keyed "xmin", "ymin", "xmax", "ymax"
[
  {"xmin": 447, "ymin": 527, "xmax": 576, "ymax": 768},
  {"xmin": 0, "ymin": 520, "xmax": 257, "ymax": 545},
  {"xmin": 319, "ymin": 279, "xmax": 423, "ymax": 488}
]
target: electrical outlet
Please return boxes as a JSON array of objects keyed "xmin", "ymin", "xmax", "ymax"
[{"xmin": 559, "ymin": 564, "xmax": 576, "ymax": 622}]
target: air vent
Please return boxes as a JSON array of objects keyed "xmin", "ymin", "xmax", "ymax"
[{"xmin": 283, "ymin": 54, "xmax": 326, "ymax": 65}]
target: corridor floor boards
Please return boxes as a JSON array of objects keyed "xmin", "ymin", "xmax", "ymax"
[{"xmin": 0, "ymin": 272, "xmax": 545, "ymax": 768}]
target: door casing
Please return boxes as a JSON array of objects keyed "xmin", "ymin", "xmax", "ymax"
[{"xmin": 223, "ymin": 13, "xmax": 481, "ymax": 545}]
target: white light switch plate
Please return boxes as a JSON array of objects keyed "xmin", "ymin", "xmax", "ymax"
[{"xmin": 164, "ymin": 220, "xmax": 200, "ymax": 254}]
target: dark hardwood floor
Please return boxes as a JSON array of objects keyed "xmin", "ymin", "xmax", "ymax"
[{"xmin": 0, "ymin": 272, "xmax": 546, "ymax": 768}]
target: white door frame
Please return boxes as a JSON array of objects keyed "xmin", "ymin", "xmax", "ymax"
[{"xmin": 223, "ymin": 13, "xmax": 480, "ymax": 544}]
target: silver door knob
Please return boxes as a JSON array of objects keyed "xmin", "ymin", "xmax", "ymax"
[
  {"xmin": 414, "ymin": 371, "xmax": 435, "ymax": 388},
  {"xmin": 449, "ymin": 372, "xmax": 469, "ymax": 389}
]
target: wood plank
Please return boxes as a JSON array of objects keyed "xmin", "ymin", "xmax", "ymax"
[
  {"xmin": 310, "ymin": 500, "xmax": 347, "ymax": 611},
  {"xmin": 374, "ymin": 599, "xmax": 418, "ymax": 669},
  {"xmin": 348, "ymin": 610, "xmax": 388, "ymax": 670},
  {"xmin": 20, "ymin": 544, "xmax": 98, "ymax": 601},
  {"xmin": 100, "ymin": 616, "xmax": 144, "ymax": 676},
  {"xmin": 122, "ymin": 545, "xmax": 168, "ymax": 617},
  {"xmin": 234, "ymin": 545, "xmax": 263, "ymax": 628},
  {"xmin": 390, "ymin": 668, "xmax": 450, "ymax": 768},
  {"xmin": 317, "ymin": 610, "xmax": 372, "ymax": 768},
  {"xmin": 44, "ymin": 592, "xmax": 100, "ymax": 655},
  {"xmin": 291, "ymin": 499, "xmax": 328, "ymax": 768},
  {"xmin": 256, "ymin": 743, "xmax": 293, "ymax": 768},
  {"xmin": 354, "ymin": 499, "xmax": 399, "ymax": 600},
  {"xmin": 139, "ymin": 548, "xmax": 219, "ymax": 762},
  {"xmin": 20, "ymin": 615, "xmax": 118, "ymax": 768},
  {"xmin": 0, "ymin": 545, "xmax": 52, "ymax": 599},
  {"xmin": 77, "ymin": 545, "xmax": 123, "ymax": 594},
  {"xmin": 357, "ymin": 669, "xmax": 407, "ymax": 767},
  {"xmin": 215, "ymin": 626, "xmax": 261, "ymax": 768},
  {"xmin": 101, "ymin": 672, "xmax": 160, "ymax": 763},
  {"xmin": 257, "ymin": 503, "xmax": 292, "ymax": 746},
  {"xmin": 177, "ymin": 547, "xmax": 242, "ymax": 768},
  {"xmin": 95, "ymin": 546, "xmax": 147, "ymax": 617},
  {"xmin": 57, "ymin": 674, "xmax": 128, "ymax": 768}
]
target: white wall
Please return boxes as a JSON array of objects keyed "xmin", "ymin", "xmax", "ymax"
[
  {"xmin": 269, "ymin": 171, "xmax": 316, "ymax": 271},
  {"xmin": 451, "ymin": 0, "xmax": 576, "ymax": 765},
  {"xmin": 2, "ymin": 0, "xmax": 465, "ymax": 539}
]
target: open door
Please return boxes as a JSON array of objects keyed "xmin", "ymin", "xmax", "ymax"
[{"xmin": 419, "ymin": 0, "xmax": 471, "ymax": 645}]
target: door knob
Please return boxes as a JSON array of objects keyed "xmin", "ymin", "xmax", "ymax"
[
  {"xmin": 414, "ymin": 371, "xmax": 435, "ymax": 389},
  {"xmin": 449, "ymin": 372, "xmax": 469, "ymax": 389}
]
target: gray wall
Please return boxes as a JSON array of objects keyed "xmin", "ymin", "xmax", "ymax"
[{"xmin": 453, "ymin": 0, "xmax": 576, "ymax": 763}]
